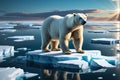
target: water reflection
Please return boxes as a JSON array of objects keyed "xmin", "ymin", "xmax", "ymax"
[{"xmin": 41, "ymin": 69, "xmax": 80, "ymax": 80}]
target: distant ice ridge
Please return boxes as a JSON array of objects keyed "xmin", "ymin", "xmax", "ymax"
[
  {"xmin": 26, "ymin": 49, "xmax": 117, "ymax": 72},
  {"xmin": 0, "ymin": 67, "xmax": 24, "ymax": 80},
  {"xmin": 91, "ymin": 38, "xmax": 120, "ymax": 45},
  {"xmin": 7, "ymin": 36, "xmax": 35, "ymax": 42},
  {"xmin": 108, "ymin": 29, "xmax": 120, "ymax": 32},
  {"xmin": 86, "ymin": 21, "xmax": 119, "ymax": 26},
  {"xmin": 88, "ymin": 30, "xmax": 108, "ymax": 33},
  {"xmin": 0, "ymin": 45, "xmax": 14, "ymax": 60}
]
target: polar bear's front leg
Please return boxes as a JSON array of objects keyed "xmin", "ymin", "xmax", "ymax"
[{"xmin": 60, "ymin": 38, "xmax": 71, "ymax": 54}]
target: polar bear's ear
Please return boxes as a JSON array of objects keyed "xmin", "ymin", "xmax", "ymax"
[
  {"xmin": 73, "ymin": 13, "xmax": 77, "ymax": 17},
  {"xmin": 85, "ymin": 13, "xmax": 88, "ymax": 16}
]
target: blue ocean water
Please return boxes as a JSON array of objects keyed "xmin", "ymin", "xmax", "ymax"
[{"xmin": 0, "ymin": 21, "xmax": 120, "ymax": 80}]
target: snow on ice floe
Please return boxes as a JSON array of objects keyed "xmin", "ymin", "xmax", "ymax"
[
  {"xmin": 0, "ymin": 67, "xmax": 24, "ymax": 80},
  {"xmin": 88, "ymin": 30, "xmax": 108, "ymax": 33},
  {"xmin": 0, "ymin": 29, "xmax": 16, "ymax": 33},
  {"xmin": 0, "ymin": 45, "xmax": 14, "ymax": 60},
  {"xmin": 26, "ymin": 49, "xmax": 117, "ymax": 71},
  {"xmin": 91, "ymin": 38, "xmax": 120, "ymax": 45},
  {"xmin": 7, "ymin": 36, "xmax": 35, "ymax": 42}
]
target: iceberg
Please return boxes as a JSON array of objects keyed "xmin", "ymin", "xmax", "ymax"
[
  {"xmin": 88, "ymin": 30, "xmax": 108, "ymax": 33},
  {"xmin": 0, "ymin": 45, "xmax": 14, "ymax": 60},
  {"xmin": 7, "ymin": 36, "xmax": 35, "ymax": 42},
  {"xmin": 91, "ymin": 38, "xmax": 120, "ymax": 45},
  {"xmin": 0, "ymin": 67, "xmax": 24, "ymax": 80}
]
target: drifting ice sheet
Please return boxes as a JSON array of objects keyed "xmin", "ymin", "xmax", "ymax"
[
  {"xmin": 7, "ymin": 36, "xmax": 35, "ymax": 42},
  {"xmin": 0, "ymin": 67, "xmax": 24, "ymax": 80},
  {"xmin": 109, "ymin": 29, "xmax": 120, "ymax": 32},
  {"xmin": 0, "ymin": 45, "xmax": 14, "ymax": 60},
  {"xmin": 27, "ymin": 49, "xmax": 113, "ymax": 70},
  {"xmin": 91, "ymin": 38, "xmax": 120, "ymax": 45}
]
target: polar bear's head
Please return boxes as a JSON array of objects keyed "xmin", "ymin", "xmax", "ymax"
[{"xmin": 65, "ymin": 13, "xmax": 87, "ymax": 28}]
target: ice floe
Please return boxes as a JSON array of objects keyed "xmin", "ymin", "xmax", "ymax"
[
  {"xmin": 0, "ymin": 45, "xmax": 14, "ymax": 60},
  {"xmin": 0, "ymin": 67, "xmax": 24, "ymax": 80},
  {"xmin": 7, "ymin": 36, "xmax": 35, "ymax": 42},
  {"xmin": 91, "ymin": 38, "xmax": 120, "ymax": 45},
  {"xmin": 0, "ymin": 29, "xmax": 16, "ymax": 33},
  {"xmin": 24, "ymin": 72, "xmax": 38, "ymax": 79},
  {"xmin": 108, "ymin": 29, "xmax": 120, "ymax": 32},
  {"xmin": 14, "ymin": 23, "xmax": 42, "ymax": 29},
  {"xmin": 26, "ymin": 49, "xmax": 117, "ymax": 71},
  {"xmin": 0, "ymin": 23, "xmax": 16, "ymax": 29},
  {"xmin": 16, "ymin": 47, "xmax": 28, "ymax": 51},
  {"xmin": 88, "ymin": 30, "xmax": 108, "ymax": 33}
]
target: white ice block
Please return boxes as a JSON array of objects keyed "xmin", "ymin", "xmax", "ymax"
[
  {"xmin": 90, "ymin": 59, "xmax": 115, "ymax": 68},
  {"xmin": 7, "ymin": 36, "xmax": 35, "ymax": 42},
  {"xmin": 26, "ymin": 49, "xmax": 101, "ymax": 70},
  {"xmin": 0, "ymin": 67, "xmax": 24, "ymax": 80},
  {"xmin": 26, "ymin": 49, "xmax": 101, "ymax": 63},
  {"xmin": 91, "ymin": 38, "xmax": 120, "ymax": 45},
  {"xmin": 0, "ymin": 45, "xmax": 14, "ymax": 59}
]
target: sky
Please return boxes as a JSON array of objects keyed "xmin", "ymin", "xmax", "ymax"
[{"xmin": 0, "ymin": 0, "xmax": 118, "ymax": 13}]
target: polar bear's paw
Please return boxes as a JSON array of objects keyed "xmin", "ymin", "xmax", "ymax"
[
  {"xmin": 51, "ymin": 48, "xmax": 61, "ymax": 51},
  {"xmin": 64, "ymin": 50, "xmax": 72, "ymax": 55},
  {"xmin": 77, "ymin": 50, "xmax": 84, "ymax": 53}
]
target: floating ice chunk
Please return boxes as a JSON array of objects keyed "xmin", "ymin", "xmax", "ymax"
[
  {"xmin": 92, "ymin": 69, "xmax": 107, "ymax": 73},
  {"xmin": 24, "ymin": 72, "xmax": 38, "ymax": 79},
  {"xmin": 90, "ymin": 59, "xmax": 115, "ymax": 68},
  {"xmin": 0, "ymin": 67, "xmax": 24, "ymax": 80},
  {"xmin": 97, "ymin": 76, "xmax": 103, "ymax": 80},
  {"xmin": 7, "ymin": 36, "xmax": 35, "ymax": 42},
  {"xmin": 108, "ymin": 29, "xmax": 120, "ymax": 32},
  {"xmin": 26, "ymin": 49, "xmax": 101, "ymax": 70},
  {"xmin": 0, "ymin": 29, "xmax": 16, "ymax": 33},
  {"xmin": 91, "ymin": 38, "xmax": 120, "ymax": 45},
  {"xmin": 88, "ymin": 30, "xmax": 108, "ymax": 33},
  {"xmin": 17, "ymin": 47, "xmax": 28, "ymax": 51},
  {"xmin": 0, "ymin": 23, "xmax": 15, "ymax": 29},
  {"xmin": 0, "ymin": 45, "xmax": 14, "ymax": 60},
  {"xmin": 14, "ymin": 23, "xmax": 42, "ymax": 29}
]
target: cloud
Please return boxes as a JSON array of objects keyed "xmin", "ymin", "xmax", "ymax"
[{"xmin": 0, "ymin": 9, "xmax": 103, "ymax": 21}]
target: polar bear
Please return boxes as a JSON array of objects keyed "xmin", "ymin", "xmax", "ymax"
[{"xmin": 41, "ymin": 13, "xmax": 87, "ymax": 54}]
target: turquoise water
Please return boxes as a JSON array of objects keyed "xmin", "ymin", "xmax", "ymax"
[{"xmin": 0, "ymin": 21, "xmax": 120, "ymax": 80}]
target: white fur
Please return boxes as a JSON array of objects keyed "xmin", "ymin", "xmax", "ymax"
[{"xmin": 41, "ymin": 13, "xmax": 87, "ymax": 53}]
